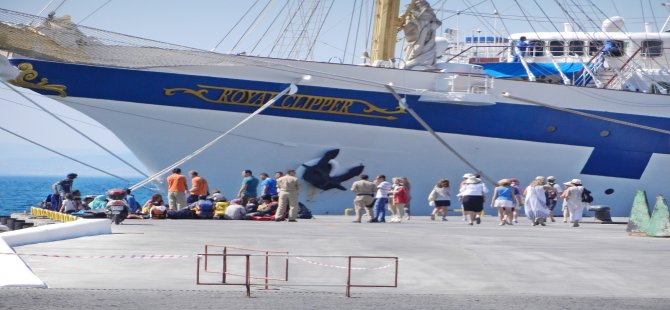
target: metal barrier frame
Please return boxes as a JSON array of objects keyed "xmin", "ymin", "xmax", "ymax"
[
  {"xmin": 346, "ymin": 256, "xmax": 399, "ymax": 297},
  {"xmin": 196, "ymin": 247, "xmax": 399, "ymax": 297},
  {"xmin": 204, "ymin": 245, "xmax": 289, "ymax": 289},
  {"xmin": 196, "ymin": 253, "xmax": 252, "ymax": 297}
]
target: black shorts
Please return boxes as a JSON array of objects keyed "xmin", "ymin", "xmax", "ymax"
[
  {"xmin": 435, "ymin": 200, "xmax": 451, "ymax": 207},
  {"xmin": 462, "ymin": 196, "xmax": 484, "ymax": 212}
]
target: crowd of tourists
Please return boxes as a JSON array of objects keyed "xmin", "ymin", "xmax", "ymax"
[
  {"xmin": 350, "ymin": 173, "xmax": 591, "ymax": 227},
  {"xmin": 42, "ymin": 170, "xmax": 591, "ymax": 226}
]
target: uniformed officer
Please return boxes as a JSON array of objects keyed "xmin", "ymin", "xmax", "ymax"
[
  {"xmin": 350, "ymin": 174, "xmax": 376, "ymax": 223},
  {"xmin": 275, "ymin": 169, "xmax": 300, "ymax": 222}
]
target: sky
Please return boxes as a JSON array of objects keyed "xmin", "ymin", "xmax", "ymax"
[{"xmin": 0, "ymin": 0, "xmax": 667, "ymax": 177}]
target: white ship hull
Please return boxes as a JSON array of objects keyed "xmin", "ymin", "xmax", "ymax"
[{"xmin": 34, "ymin": 61, "xmax": 667, "ymax": 217}]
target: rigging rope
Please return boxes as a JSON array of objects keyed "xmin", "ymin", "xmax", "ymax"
[
  {"xmin": 342, "ymin": 0, "xmax": 358, "ymax": 63},
  {"xmin": 306, "ymin": 0, "xmax": 335, "ymax": 60},
  {"xmin": 489, "ymin": 0, "xmax": 512, "ymax": 39},
  {"xmin": 210, "ymin": 0, "xmax": 262, "ymax": 52},
  {"xmin": 268, "ymin": 0, "xmax": 306, "ymax": 57},
  {"xmin": 351, "ymin": 0, "xmax": 364, "ymax": 64},
  {"xmin": 231, "ymin": 0, "xmax": 273, "ymax": 53},
  {"xmin": 1, "ymin": 80, "xmax": 149, "ymax": 178},
  {"xmin": 250, "ymin": 1, "xmax": 289, "ymax": 55},
  {"xmin": 502, "ymin": 92, "xmax": 670, "ymax": 136},
  {"xmin": 77, "ymin": 0, "xmax": 112, "ymax": 25},
  {"xmin": 0, "ymin": 125, "xmax": 129, "ymax": 182},
  {"xmin": 128, "ymin": 83, "xmax": 298, "ymax": 191},
  {"xmin": 385, "ymin": 84, "xmax": 495, "ymax": 186},
  {"xmin": 289, "ymin": 0, "xmax": 321, "ymax": 59}
]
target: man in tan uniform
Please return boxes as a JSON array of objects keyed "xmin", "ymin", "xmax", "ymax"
[
  {"xmin": 350, "ymin": 174, "xmax": 376, "ymax": 223},
  {"xmin": 275, "ymin": 169, "xmax": 300, "ymax": 222}
]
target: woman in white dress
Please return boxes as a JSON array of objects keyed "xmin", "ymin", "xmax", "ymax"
[
  {"xmin": 560, "ymin": 179, "xmax": 586, "ymax": 227},
  {"xmin": 523, "ymin": 176, "xmax": 552, "ymax": 226},
  {"xmin": 561, "ymin": 182, "xmax": 573, "ymax": 223}
]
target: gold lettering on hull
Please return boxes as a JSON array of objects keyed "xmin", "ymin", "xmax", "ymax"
[
  {"xmin": 164, "ymin": 84, "xmax": 404, "ymax": 120},
  {"xmin": 10, "ymin": 63, "xmax": 67, "ymax": 97}
]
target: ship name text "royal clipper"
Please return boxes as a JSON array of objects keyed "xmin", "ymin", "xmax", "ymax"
[{"xmin": 164, "ymin": 84, "xmax": 404, "ymax": 120}]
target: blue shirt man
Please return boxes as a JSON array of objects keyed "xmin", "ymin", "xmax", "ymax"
[
  {"xmin": 125, "ymin": 189, "xmax": 141, "ymax": 213},
  {"xmin": 238, "ymin": 169, "xmax": 259, "ymax": 205},
  {"xmin": 52, "ymin": 173, "xmax": 77, "ymax": 194},
  {"xmin": 259, "ymin": 172, "xmax": 278, "ymax": 196},
  {"xmin": 513, "ymin": 36, "xmax": 529, "ymax": 62}
]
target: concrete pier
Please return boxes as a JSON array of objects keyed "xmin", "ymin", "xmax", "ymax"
[{"xmin": 1, "ymin": 215, "xmax": 669, "ymax": 309}]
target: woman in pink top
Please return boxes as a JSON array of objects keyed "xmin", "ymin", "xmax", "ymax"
[{"xmin": 390, "ymin": 178, "xmax": 409, "ymax": 223}]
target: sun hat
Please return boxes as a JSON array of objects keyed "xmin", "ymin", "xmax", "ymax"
[
  {"xmin": 462, "ymin": 173, "xmax": 475, "ymax": 179},
  {"xmin": 465, "ymin": 176, "xmax": 481, "ymax": 184},
  {"xmin": 570, "ymin": 178, "xmax": 582, "ymax": 185},
  {"xmin": 498, "ymin": 179, "xmax": 510, "ymax": 186},
  {"xmin": 563, "ymin": 181, "xmax": 573, "ymax": 186}
]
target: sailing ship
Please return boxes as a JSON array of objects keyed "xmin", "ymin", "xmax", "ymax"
[{"xmin": 0, "ymin": 1, "xmax": 668, "ymax": 216}]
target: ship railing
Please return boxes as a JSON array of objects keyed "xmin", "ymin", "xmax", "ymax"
[
  {"xmin": 603, "ymin": 46, "xmax": 670, "ymax": 93},
  {"xmin": 434, "ymin": 73, "xmax": 493, "ymax": 95},
  {"xmin": 443, "ymin": 45, "xmax": 509, "ymax": 64},
  {"xmin": 604, "ymin": 46, "xmax": 643, "ymax": 89},
  {"xmin": 579, "ymin": 56, "xmax": 606, "ymax": 88},
  {"xmin": 197, "ymin": 244, "xmax": 399, "ymax": 298},
  {"xmin": 574, "ymin": 46, "xmax": 606, "ymax": 87}
]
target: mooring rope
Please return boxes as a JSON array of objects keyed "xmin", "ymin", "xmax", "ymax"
[{"xmin": 128, "ymin": 83, "xmax": 298, "ymax": 191}]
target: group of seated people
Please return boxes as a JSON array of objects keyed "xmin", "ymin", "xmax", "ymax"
[
  {"xmin": 125, "ymin": 191, "xmax": 285, "ymax": 220},
  {"xmin": 41, "ymin": 189, "xmax": 312, "ymax": 221},
  {"xmin": 41, "ymin": 190, "xmax": 97, "ymax": 214},
  {"xmin": 165, "ymin": 192, "xmax": 283, "ymax": 220}
]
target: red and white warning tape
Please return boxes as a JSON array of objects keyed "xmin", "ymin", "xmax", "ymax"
[
  {"xmin": 294, "ymin": 256, "xmax": 394, "ymax": 271},
  {"xmin": 0, "ymin": 252, "xmax": 189, "ymax": 259}
]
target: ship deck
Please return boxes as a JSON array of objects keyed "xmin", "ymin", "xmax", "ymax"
[{"xmin": 1, "ymin": 215, "xmax": 669, "ymax": 309}]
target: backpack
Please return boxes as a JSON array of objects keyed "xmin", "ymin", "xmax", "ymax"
[
  {"xmin": 546, "ymin": 183, "xmax": 557, "ymax": 200},
  {"xmin": 581, "ymin": 188, "xmax": 594, "ymax": 203}
]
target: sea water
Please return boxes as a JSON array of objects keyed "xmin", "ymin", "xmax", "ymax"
[{"xmin": 0, "ymin": 176, "xmax": 155, "ymax": 216}]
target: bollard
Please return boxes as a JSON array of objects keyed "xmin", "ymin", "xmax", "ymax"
[
  {"xmin": 13, "ymin": 220, "xmax": 25, "ymax": 230},
  {"xmin": 0, "ymin": 215, "xmax": 9, "ymax": 225},
  {"xmin": 6, "ymin": 218, "xmax": 16, "ymax": 231},
  {"xmin": 588, "ymin": 205, "xmax": 612, "ymax": 222}
]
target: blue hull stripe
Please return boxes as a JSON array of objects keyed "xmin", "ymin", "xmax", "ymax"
[{"xmin": 10, "ymin": 59, "xmax": 670, "ymax": 179}]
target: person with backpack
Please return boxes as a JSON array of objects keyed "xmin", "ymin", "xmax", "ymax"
[
  {"xmin": 545, "ymin": 176, "xmax": 562, "ymax": 223},
  {"xmin": 560, "ymin": 179, "xmax": 588, "ymax": 227}
]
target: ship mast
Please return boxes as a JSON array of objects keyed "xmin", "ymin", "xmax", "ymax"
[{"xmin": 370, "ymin": 0, "xmax": 417, "ymax": 64}]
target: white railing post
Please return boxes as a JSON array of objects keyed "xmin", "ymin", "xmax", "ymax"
[
  {"xmin": 547, "ymin": 52, "xmax": 571, "ymax": 85},
  {"xmin": 514, "ymin": 47, "xmax": 536, "ymax": 82}
]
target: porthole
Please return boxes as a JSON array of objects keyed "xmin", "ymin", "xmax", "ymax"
[
  {"xmin": 604, "ymin": 188, "xmax": 614, "ymax": 195},
  {"xmin": 546, "ymin": 125, "xmax": 557, "ymax": 133},
  {"xmin": 600, "ymin": 130, "xmax": 610, "ymax": 137}
]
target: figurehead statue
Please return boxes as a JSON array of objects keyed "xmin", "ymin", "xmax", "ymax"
[{"xmin": 400, "ymin": 0, "xmax": 441, "ymax": 69}]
